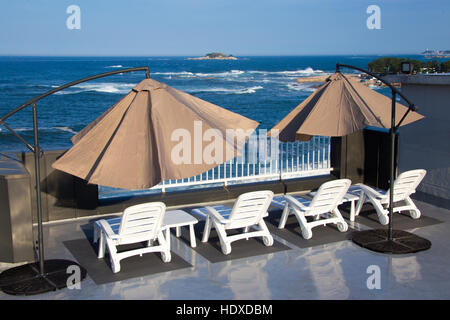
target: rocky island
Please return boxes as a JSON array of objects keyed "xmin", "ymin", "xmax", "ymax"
[{"xmin": 187, "ymin": 52, "xmax": 237, "ymax": 60}]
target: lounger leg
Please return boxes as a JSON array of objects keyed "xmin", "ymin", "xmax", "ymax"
[
  {"xmin": 332, "ymin": 208, "xmax": 348, "ymax": 232},
  {"xmin": 165, "ymin": 228, "xmax": 171, "ymax": 252},
  {"xmin": 279, "ymin": 204, "xmax": 290, "ymax": 229},
  {"xmin": 405, "ymin": 196, "xmax": 421, "ymax": 219},
  {"xmin": 354, "ymin": 192, "xmax": 365, "ymax": 217},
  {"xmin": 105, "ymin": 238, "xmax": 120, "ymax": 273},
  {"xmin": 176, "ymin": 226, "xmax": 181, "ymax": 237},
  {"xmin": 259, "ymin": 220, "xmax": 274, "ymax": 246},
  {"xmin": 189, "ymin": 224, "xmax": 197, "ymax": 248},
  {"xmin": 244, "ymin": 226, "xmax": 249, "ymax": 240},
  {"xmin": 350, "ymin": 200, "xmax": 356, "ymax": 221},
  {"xmin": 292, "ymin": 209, "xmax": 312, "ymax": 239},
  {"xmin": 213, "ymin": 220, "xmax": 231, "ymax": 255},
  {"xmin": 369, "ymin": 198, "xmax": 389, "ymax": 225},
  {"xmin": 110, "ymin": 258, "xmax": 121, "ymax": 273},
  {"xmin": 97, "ymin": 232, "xmax": 105, "ymax": 259},
  {"xmin": 202, "ymin": 216, "xmax": 212, "ymax": 243},
  {"xmin": 158, "ymin": 231, "xmax": 171, "ymax": 263}
]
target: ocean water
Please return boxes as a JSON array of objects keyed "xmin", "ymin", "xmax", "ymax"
[{"xmin": 0, "ymin": 55, "xmax": 413, "ymax": 153}]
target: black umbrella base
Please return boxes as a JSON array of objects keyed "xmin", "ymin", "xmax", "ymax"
[
  {"xmin": 0, "ymin": 259, "xmax": 86, "ymax": 296},
  {"xmin": 352, "ymin": 229, "xmax": 431, "ymax": 254}
]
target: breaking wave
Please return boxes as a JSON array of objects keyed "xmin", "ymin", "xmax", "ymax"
[
  {"xmin": 194, "ymin": 70, "xmax": 245, "ymax": 77},
  {"xmin": 0, "ymin": 126, "xmax": 78, "ymax": 135},
  {"xmin": 368, "ymin": 85, "xmax": 384, "ymax": 91},
  {"xmin": 153, "ymin": 70, "xmax": 245, "ymax": 78},
  {"xmin": 54, "ymin": 82, "xmax": 135, "ymax": 95},
  {"xmin": 52, "ymin": 126, "xmax": 78, "ymax": 134},
  {"xmin": 152, "ymin": 71, "xmax": 195, "ymax": 76},
  {"xmin": 248, "ymin": 67, "xmax": 324, "ymax": 76},
  {"xmin": 185, "ymin": 85, "xmax": 263, "ymax": 94},
  {"xmin": 287, "ymin": 83, "xmax": 318, "ymax": 92}
]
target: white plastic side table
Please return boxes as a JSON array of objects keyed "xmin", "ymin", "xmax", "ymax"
[{"xmin": 162, "ymin": 210, "xmax": 198, "ymax": 250}]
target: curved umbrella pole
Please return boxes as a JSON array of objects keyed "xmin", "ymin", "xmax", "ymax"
[{"xmin": 0, "ymin": 67, "xmax": 150, "ymax": 295}]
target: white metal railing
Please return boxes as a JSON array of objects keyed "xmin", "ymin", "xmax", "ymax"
[{"xmin": 98, "ymin": 136, "xmax": 332, "ymax": 198}]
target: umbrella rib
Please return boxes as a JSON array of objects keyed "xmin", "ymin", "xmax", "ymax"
[
  {"xmin": 340, "ymin": 73, "xmax": 385, "ymax": 128},
  {"xmin": 165, "ymin": 87, "xmax": 220, "ymax": 129},
  {"xmin": 341, "ymin": 85, "xmax": 359, "ymax": 134},
  {"xmin": 147, "ymin": 92, "xmax": 163, "ymax": 182},
  {"xmin": 295, "ymin": 82, "xmax": 330, "ymax": 137},
  {"xmin": 84, "ymin": 97, "xmax": 136, "ymax": 182}
]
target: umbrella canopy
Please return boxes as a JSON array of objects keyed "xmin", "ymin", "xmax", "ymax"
[
  {"xmin": 53, "ymin": 78, "xmax": 259, "ymax": 189},
  {"xmin": 269, "ymin": 72, "xmax": 424, "ymax": 141}
]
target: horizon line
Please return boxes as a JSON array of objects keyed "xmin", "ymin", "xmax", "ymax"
[{"xmin": 0, "ymin": 53, "xmax": 425, "ymax": 58}]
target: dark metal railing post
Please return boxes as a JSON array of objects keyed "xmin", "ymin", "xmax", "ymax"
[{"xmin": 32, "ymin": 103, "xmax": 45, "ymax": 275}]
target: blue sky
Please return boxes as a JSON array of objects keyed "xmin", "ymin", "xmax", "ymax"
[{"xmin": 0, "ymin": 0, "xmax": 449, "ymax": 56}]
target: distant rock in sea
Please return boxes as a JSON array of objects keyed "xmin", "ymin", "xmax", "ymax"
[{"xmin": 187, "ymin": 52, "xmax": 237, "ymax": 60}]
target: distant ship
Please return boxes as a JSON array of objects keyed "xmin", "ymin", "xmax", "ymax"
[{"xmin": 421, "ymin": 49, "xmax": 450, "ymax": 58}]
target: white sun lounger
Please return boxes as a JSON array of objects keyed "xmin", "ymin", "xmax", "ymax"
[
  {"xmin": 271, "ymin": 179, "xmax": 351, "ymax": 239},
  {"xmin": 349, "ymin": 169, "xmax": 427, "ymax": 225},
  {"xmin": 191, "ymin": 190, "xmax": 274, "ymax": 255},
  {"xmin": 271, "ymin": 181, "xmax": 360, "ymax": 225},
  {"xmin": 95, "ymin": 202, "xmax": 171, "ymax": 273}
]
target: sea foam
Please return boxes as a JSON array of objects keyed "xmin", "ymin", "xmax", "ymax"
[
  {"xmin": 1, "ymin": 127, "xmax": 78, "ymax": 135},
  {"xmin": 287, "ymin": 83, "xmax": 317, "ymax": 92},
  {"xmin": 248, "ymin": 67, "xmax": 324, "ymax": 76},
  {"xmin": 54, "ymin": 82, "xmax": 135, "ymax": 95},
  {"xmin": 185, "ymin": 85, "xmax": 263, "ymax": 94},
  {"xmin": 153, "ymin": 70, "xmax": 245, "ymax": 78}
]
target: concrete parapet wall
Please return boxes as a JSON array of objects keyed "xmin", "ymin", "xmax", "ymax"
[{"xmin": 389, "ymin": 75, "xmax": 450, "ymax": 208}]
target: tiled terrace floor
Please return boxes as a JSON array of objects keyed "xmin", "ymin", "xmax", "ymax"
[{"xmin": 0, "ymin": 198, "xmax": 449, "ymax": 300}]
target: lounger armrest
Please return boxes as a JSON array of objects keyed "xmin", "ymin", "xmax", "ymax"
[
  {"xmin": 284, "ymin": 194, "xmax": 310, "ymax": 211},
  {"xmin": 97, "ymin": 219, "xmax": 119, "ymax": 240},
  {"xmin": 205, "ymin": 206, "xmax": 229, "ymax": 224},
  {"xmin": 354, "ymin": 183, "xmax": 386, "ymax": 200}
]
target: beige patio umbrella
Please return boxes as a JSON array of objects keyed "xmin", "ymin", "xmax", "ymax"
[
  {"xmin": 269, "ymin": 72, "xmax": 424, "ymax": 141},
  {"xmin": 269, "ymin": 67, "xmax": 429, "ymax": 254},
  {"xmin": 52, "ymin": 78, "xmax": 259, "ymax": 189}
]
